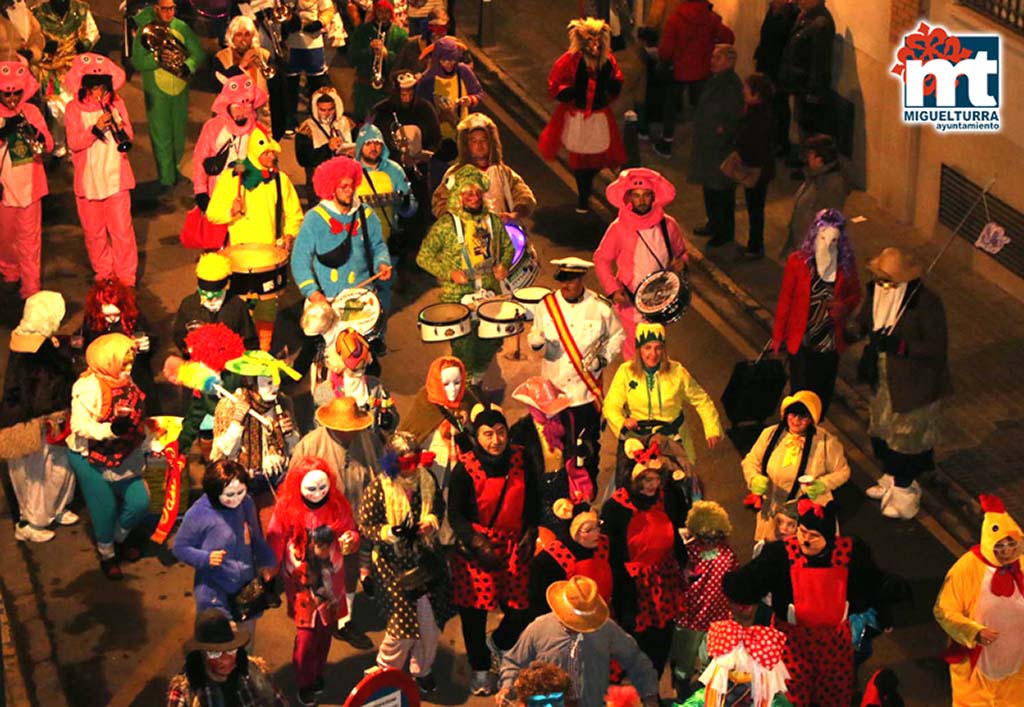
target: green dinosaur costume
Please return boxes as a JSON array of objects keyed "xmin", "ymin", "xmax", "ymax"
[
  {"xmin": 416, "ymin": 165, "xmax": 513, "ymax": 381},
  {"xmin": 130, "ymin": 6, "xmax": 204, "ymax": 186}
]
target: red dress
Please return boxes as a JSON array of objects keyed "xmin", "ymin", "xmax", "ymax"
[
  {"xmin": 450, "ymin": 448, "xmax": 532, "ymax": 611},
  {"xmin": 775, "ymin": 535, "xmax": 855, "ymax": 707},
  {"xmin": 542, "ymin": 534, "xmax": 613, "ymax": 602},
  {"xmin": 538, "ymin": 51, "xmax": 626, "ymax": 171},
  {"xmin": 610, "ymin": 487, "xmax": 686, "ymax": 632}
]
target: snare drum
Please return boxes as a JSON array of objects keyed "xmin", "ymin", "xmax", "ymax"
[
  {"xmin": 331, "ymin": 288, "xmax": 383, "ymax": 341},
  {"xmin": 505, "ymin": 222, "xmax": 539, "ymax": 291},
  {"xmin": 634, "ymin": 269, "xmax": 691, "ymax": 324},
  {"xmin": 418, "ymin": 303, "xmax": 472, "ymax": 342},
  {"xmin": 513, "ymin": 286, "xmax": 551, "ymax": 321},
  {"xmin": 223, "ymin": 244, "xmax": 290, "ymax": 300},
  {"xmin": 477, "ymin": 299, "xmax": 528, "ymax": 339}
]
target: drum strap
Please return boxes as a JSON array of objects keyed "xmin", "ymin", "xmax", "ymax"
[
  {"xmin": 361, "ymin": 166, "xmax": 395, "ymax": 233},
  {"xmin": 635, "ymin": 217, "xmax": 671, "ymax": 271},
  {"xmin": 543, "ymin": 293, "xmax": 603, "ymax": 406},
  {"xmin": 273, "ymin": 171, "xmax": 283, "ymax": 243},
  {"xmin": 452, "ymin": 213, "xmax": 501, "ymax": 293}
]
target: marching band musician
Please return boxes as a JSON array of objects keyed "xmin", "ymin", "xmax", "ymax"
[
  {"xmin": 350, "ymin": 0, "xmax": 408, "ymax": 120},
  {"xmin": 416, "ymin": 164, "xmax": 513, "ymax": 390},
  {"xmin": 30, "ymin": 0, "xmax": 98, "ymax": 158},
  {"xmin": 414, "ymin": 35, "xmax": 482, "ymax": 142},
  {"xmin": 282, "ymin": 0, "xmax": 335, "ymax": 134},
  {"xmin": 130, "ymin": 0, "xmax": 203, "ymax": 191},
  {"xmin": 370, "ymin": 71, "xmax": 440, "ymax": 168},
  {"xmin": 295, "ymin": 86, "xmax": 354, "ymax": 201},
  {"xmin": 594, "ymin": 168, "xmax": 688, "ymax": 360},
  {"xmin": 291, "ymin": 155, "xmax": 393, "ymax": 309},
  {"xmin": 213, "ymin": 16, "xmax": 284, "ymax": 140},
  {"xmin": 353, "ymin": 122, "xmax": 416, "ymax": 248},
  {"xmin": 206, "ymin": 125, "xmax": 303, "ymax": 350},
  {"xmin": 527, "ymin": 258, "xmax": 624, "ymax": 486},
  {"xmin": 192, "ymin": 76, "xmax": 268, "ymax": 215},
  {"xmin": 431, "ymin": 113, "xmax": 535, "ymax": 222},
  {"xmin": 0, "ymin": 59, "xmax": 51, "ymax": 301},
  {"xmin": 0, "ymin": 0, "xmax": 44, "ymax": 63},
  {"xmin": 64, "ymin": 54, "xmax": 138, "ymax": 287}
]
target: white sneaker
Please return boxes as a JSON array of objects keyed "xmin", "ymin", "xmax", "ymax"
[
  {"xmin": 866, "ymin": 474, "xmax": 895, "ymax": 500},
  {"xmin": 881, "ymin": 482, "xmax": 921, "ymax": 519},
  {"xmin": 470, "ymin": 670, "xmax": 495, "ymax": 696},
  {"xmin": 15, "ymin": 524, "xmax": 55, "ymax": 543},
  {"xmin": 56, "ymin": 510, "xmax": 79, "ymax": 526}
]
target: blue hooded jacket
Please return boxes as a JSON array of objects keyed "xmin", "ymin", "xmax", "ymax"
[{"xmin": 354, "ymin": 122, "xmax": 417, "ymax": 219}]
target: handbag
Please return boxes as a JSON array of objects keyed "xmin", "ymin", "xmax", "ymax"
[
  {"xmin": 202, "ymin": 141, "xmax": 233, "ymax": 177},
  {"xmin": 397, "ymin": 542, "xmax": 447, "ymax": 598},
  {"xmin": 180, "ymin": 206, "xmax": 229, "ymax": 250},
  {"xmin": 720, "ymin": 150, "xmax": 762, "ymax": 189}
]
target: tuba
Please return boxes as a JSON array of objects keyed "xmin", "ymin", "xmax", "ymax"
[{"xmin": 139, "ymin": 22, "xmax": 189, "ymax": 78}]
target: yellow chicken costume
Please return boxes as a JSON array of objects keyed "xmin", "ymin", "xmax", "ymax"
[
  {"xmin": 206, "ymin": 124, "xmax": 304, "ymax": 247},
  {"xmin": 934, "ymin": 494, "xmax": 1024, "ymax": 706}
]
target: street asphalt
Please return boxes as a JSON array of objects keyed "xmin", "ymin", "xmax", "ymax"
[{"xmin": 0, "ymin": 5, "xmax": 960, "ymax": 707}]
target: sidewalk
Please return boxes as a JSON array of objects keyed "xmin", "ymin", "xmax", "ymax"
[{"xmin": 456, "ymin": 0, "xmax": 1024, "ymax": 522}]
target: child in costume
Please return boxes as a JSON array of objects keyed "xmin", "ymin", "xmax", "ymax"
[
  {"xmin": 64, "ymin": 53, "xmax": 137, "ymax": 286},
  {"xmin": 672, "ymin": 501, "xmax": 738, "ymax": 702},
  {"xmin": 68, "ymin": 333, "xmax": 150, "ymax": 580},
  {"xmin": 267, "ymin": 456, "xmax": 359, "ymax": 706},
  {"xmin": 0, "ymin": 59, "xmax": 52, "ymax": 299},
  {"xmin": 935, "ymin": 494, "xmax": 1024, "ymax": 706}
]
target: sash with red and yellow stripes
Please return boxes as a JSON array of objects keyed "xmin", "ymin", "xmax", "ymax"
[{"xmin": 543, "ymin": 293, "xmax": 603, "ymax": 405}]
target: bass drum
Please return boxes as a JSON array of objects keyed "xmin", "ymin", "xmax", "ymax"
[
  {"xmin": 505, "ymin": 222, "xmax": 539, "ymax": 291},
  {"xmin": 223, "ymin": 244, "xmax": 289, "ymax": 300},
  {"xmin": 634, "ymin": 269, "xmax": 690, "ymax": 324}
]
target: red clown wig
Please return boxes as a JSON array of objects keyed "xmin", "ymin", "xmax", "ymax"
[
  {"xmin": 274, "ymin": 455, "xmax": 350, "ymax": 561},
  {"xmin": 84, "ymin": 278, "xmax": 138, "ymax": 335},
  {"xmin": 312, "ymin": 156, "xmax": 363, "ymax": 202}
]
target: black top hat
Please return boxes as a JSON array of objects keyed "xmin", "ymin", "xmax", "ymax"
[{"xmin": 183, "ymin": 609, "xmax": 250, "ymax": 654}]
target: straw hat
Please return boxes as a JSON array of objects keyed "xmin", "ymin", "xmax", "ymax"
[
  {"xmin": 867, "ymin": 247, "xmax": 923, "ymax": 283},
  {"xmin": 315, "ymin": 396, "xmax": 372, "ymax": 432},
  {"xmin": 546, "ymin": 576, "xmax": 609, "ymax": 633}
]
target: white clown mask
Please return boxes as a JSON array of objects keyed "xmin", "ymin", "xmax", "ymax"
[
  {"xmin": 440, "ymin": 365, "xmax": 462, "ymax": 403},
  {"xmin": 256, "ymin": 375, "xmax": 279, "ymax": 402},
  {"xmin": 815, "ymin": 225, "xmax": 840, "ymax": 283},
  {"xmin": 300, "ymin": 469, "xmax": 330, "ymax": 504},
  {"xmin": 219, "ymin": 478, "xmax": 247, "ymax": 509},
  {"xmin": 101, "ymin": 303, "xmax": 122, "ymax": 325}
]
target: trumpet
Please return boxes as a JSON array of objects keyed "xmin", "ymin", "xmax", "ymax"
[
  {"xmin": 251, "ymin": 50, "xmax": 277, "ymax": 80},
  {"xmin": 139, "ymin": 22, "xmax": 190, "ymax": 78},
  {"xmin": 370, "ymin": 24, "xmax": 385, "ymax": 90},
  {"xmin": 102, "ymin": 102, "xmax": 133, "ymax": 153}
]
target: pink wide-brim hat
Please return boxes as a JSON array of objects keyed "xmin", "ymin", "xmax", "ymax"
[
  {"xmin": 511, "ymin": 376, "xmax": 573, "ymax": 417},
  {"xmin": 606, "ymin": 167, "xmax": 676, "ymax": 210}
]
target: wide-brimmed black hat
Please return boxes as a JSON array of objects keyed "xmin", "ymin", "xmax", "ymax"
[{"xmin": 183, "ymin": 609, "xmax": 250, "ymax": 654}]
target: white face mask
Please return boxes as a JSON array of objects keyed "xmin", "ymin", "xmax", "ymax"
[
  {"xmin": 218, "ymin": 478, "xmax": 247, "ymax": 508},
  {"xmin": 300, "ymin": 470, "xmax": 330, "ymax": 504},
  {"xmin": 440, "ymin": 366, "xmax": 462, "ymax": 403},
  {"xmin": 256, "ymin": 375, "xmax": 278, "ymax": 402},
  {"xmin": 101, "ymin": 303, "xmax": 121, "ymax": 325},
  {"xmin": 814, "ymin": 226, "xmax": 840, "ymax": 282}
]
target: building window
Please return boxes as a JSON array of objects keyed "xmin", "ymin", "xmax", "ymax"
[{"xmin": 960, "ymin": 0, "xmax": 1024, "ymax": 34}]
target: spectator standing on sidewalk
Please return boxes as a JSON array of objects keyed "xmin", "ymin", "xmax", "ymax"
[
  {"xmin": 654, "ymin": 0, "xmax": 734, "ymax": 158},
  {"xmin": 858, "ymin": 247, "xmax": 951, "ymax": 520},
  {"xmin": 754, "ymin": 0, "xmax": 798, "ymax": 157},
  {"xmin": 772, "ymin": 208, "xmax": 860, "ymax": 415},
  {"xmin": 778, "ymin": 0, "xmax": 836, "ymax": 163},
  {"xmin": 733, "ymin": 72, "xmax": 777, "ymax": 259},
  {"xmin": 539, "ymin": 18, "xmax": 625, "ymax": 214},
  {"xmin": 687, "ymin": 44, "xmax": 743, "ymax": 249},
  {"xmin": 783, "ymin": 134, "xmax": 848, "ymax": 256}
]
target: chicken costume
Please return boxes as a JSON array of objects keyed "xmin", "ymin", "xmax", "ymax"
[
  {"xmin": 935, "ymin": 494, "xmax": 1024, "ymax": 706},
  {"xmin": 0, "ymin": 59, "xmax": 51, "ymax": 298}
]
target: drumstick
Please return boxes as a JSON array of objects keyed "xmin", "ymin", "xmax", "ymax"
[{"xmin": 351, "ymin": 271, "xmax": 385, "ymax": 290}]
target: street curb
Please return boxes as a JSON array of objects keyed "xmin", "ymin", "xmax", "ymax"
[
  {"xmin": 461, "ymin": 34, "xmax": 982, "ymax": 548},
  {"xmin": 0, "ymin": 481, "xmax": 70, "ymax": 707}
]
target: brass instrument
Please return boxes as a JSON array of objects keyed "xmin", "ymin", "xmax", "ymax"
[
  {"xmin": 139, "ymin": 23, "xmax": 189, "ymax": 78},
  {"xmin": 269, "ymin": 0, "xmax": 293, "ymax": 24},
  {"xmin": 370, "ymin": 23, "xmax": 385, "ymax": 90},
  {"xmin": 251, "ymin": 50, "xmax": 277, "ymax": 80},
  {"xmin": 389, "ymin": 111, "xmax": 423, "ymax": 179},
  {"xmin": 102, "ymin": 102, "xmax": 133, "ymax": 153},
  {"xmin": 15, "ymin": 114, "xmax": 46, "ymax": 156},
  {"xmin": 258, "ymin": 4, "xmax": 290, "ymax": 67}
]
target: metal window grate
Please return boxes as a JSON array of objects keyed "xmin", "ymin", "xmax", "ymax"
[
  {"xmin": 939, "ymin": 164, "xmax": 1024, "ymax": 277},
  {"xmin": 960, "ymin": 0, "xmax": 1024, "ymax": 35}
]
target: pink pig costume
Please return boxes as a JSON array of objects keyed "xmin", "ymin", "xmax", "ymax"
[
  {"xmin": 64, "ymin": 53, "xmax": 137, "ymax": 287},
  {"xmin": 594, "ymin": 168, "xmax": 688, "ymax": 359},
  {"xmin": 0, "ymin": 60, "xmax": 54, "ymax": 299}
]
